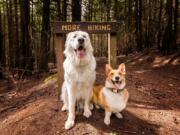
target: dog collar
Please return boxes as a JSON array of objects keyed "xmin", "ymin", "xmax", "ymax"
[{"xmin": 107, "ymin": 87, "xmax": 125, "ymax": 93}]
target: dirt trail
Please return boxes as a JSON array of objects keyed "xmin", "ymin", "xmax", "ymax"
[{"xmin": 0, "ymin": 51, "xmax": 180, "ymax": 135}]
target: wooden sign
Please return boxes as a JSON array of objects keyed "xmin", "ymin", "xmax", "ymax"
[{"xmin": 53, "ymin": 22, "xmax": 120, "ymax": 33}]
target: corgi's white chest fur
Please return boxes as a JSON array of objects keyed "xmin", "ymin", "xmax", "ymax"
[{"xmin": 103, "ymin": 87, "xmax": 127, "ymax": 112}]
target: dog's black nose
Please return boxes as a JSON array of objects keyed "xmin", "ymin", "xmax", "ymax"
[
  {"xmin": 78, "ymin": 38, "xmax": 84, "ymax": 44},
  {"xmin": 115, "ymin": 76, "xmax": 120, "ymax": 81}
]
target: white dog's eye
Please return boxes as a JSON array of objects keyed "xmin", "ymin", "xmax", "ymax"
[
  {"xmin": 83, "ymin": 35, "xmax": 86, "ymax": 38},
  {"xmin": 73, "ymin": 35, "xmax": 77, "ymax": 38}
]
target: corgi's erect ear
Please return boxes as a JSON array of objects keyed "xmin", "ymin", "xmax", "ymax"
[
  {"xmin": 118, "ymin": 63, "xmax": 126, "ymax": 75},
  {"xmin": 105, "ymin": 64, "xmax": 112, "ymax": 76}
]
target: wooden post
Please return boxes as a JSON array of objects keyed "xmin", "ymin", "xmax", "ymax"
[
  {"xmin": 108, "ymin": 33, "xmax": 117, "ymax": 68},
  {"xmin": 108, "ymin": 33, "xmax": 111, "ymax": 66},
  {"xmin": 54, "ymin": 34, "xmax": 65, "ymax": 99}
]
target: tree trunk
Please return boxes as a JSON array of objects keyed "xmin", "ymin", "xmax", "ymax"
[
  {"xmin": 174, "ymin": 0, "xmax": 178, "ymax": 46},
  {"xmin": 39, "ymin": 0, "xmax": 50, "ymax": 71},
  {"xmin": 113, "ymin": 0, "xmax": 118, "ymax": 21},
  {"xmin": 106, "ymin": 0, "xmax": 111, "ymax": 21},
  {"xmin": 2, "ymin": 0, "xmax": 7, "ymax": 66},
  {"xmin": 62, "ymin": 0, "xmax": 67, "ymax": 21},
  {"xmin": 162, "ymin": 0, "xmax": 176, "ymax": 54},
  {"xmin": 157, "ymin": 0, "xmax": 162, "ymax": 50},
  {"xmin": 14, "ymin": 0, "xmax": 19, "ymax": 68},
  {"xmin": 135, "ymin": 0, "xmax": 143, "ymax": 51},
  {"xmin": 127, "ymin": 0, "xmax": 132, "ymax": 28},
  {"xmin": 0, "ymin": 9, "xmax": 3, "ymax": 79},
  {"xmin": 57, "ymin": 0, "xmax": 61, "ymax": 21},
  {"xmin": 20, "ymin": 0, "xmax": 33, "ymax": 70},
  {"xmin": 90, "ymin": 0, "xmax": 93, "ymax": 21},
  {"xmin": 7, "ymin": 0, "xmax": 14, "ymax": 67},
  {"xmin": 72, "ymin": 0, "xmax": 81, "ymax": 21},
  {"xmin": 145, "ymin": 0, "xmax": 152, "ymax": 48},
  {"xmin": 87, "ymin": 0, "xmax": 92, "ymax": 21}
]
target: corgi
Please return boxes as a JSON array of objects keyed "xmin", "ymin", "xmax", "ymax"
[{"xmin": 91, "ymin": 63, "xmax": 129, "ymax": 125}]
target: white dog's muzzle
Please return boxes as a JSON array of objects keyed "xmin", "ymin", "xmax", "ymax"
[{"xmin": 74, "ymin": 38, "xmax": 86, "ymax": 59}]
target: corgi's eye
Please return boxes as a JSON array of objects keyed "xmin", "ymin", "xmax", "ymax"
[{"xmin": 110, "ymin": 73, "xmax": 114, "ymax": 76}]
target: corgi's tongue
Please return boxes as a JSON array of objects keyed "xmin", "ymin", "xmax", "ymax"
[
  {"xmin": 76, "ymin": 49, "xmax": 85, "ymax": 59},
  {"xmin": 114, "ymin": 82, "xmax": 121, "ymax": 89}
]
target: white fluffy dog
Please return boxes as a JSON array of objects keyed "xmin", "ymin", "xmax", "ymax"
[{"xmin": 61, "ymin": 31, "xmax": 96, "ymax": 129}]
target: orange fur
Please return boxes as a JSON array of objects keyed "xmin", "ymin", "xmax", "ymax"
[
  {"xmin": 92, "ymin": 87, "xmax": 129, "ymax": 112},
  {"xmin": 92, "ymin": 85, "xmax": 111, "ymax": 112},
  {"xmin": 91, "ymin": 63, "xmax": 129, "ymax": 125},
  {"xmin": 123, "ymin": 89, "xmax": 129, "ymax": 103}
]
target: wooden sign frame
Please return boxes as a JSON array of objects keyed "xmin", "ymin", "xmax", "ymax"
[{"xmin": 53, "ymin": 22, "xmax": 120, "ymax": 97}]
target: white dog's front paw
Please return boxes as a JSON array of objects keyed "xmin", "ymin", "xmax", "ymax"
[
  {"xmin": 65, "ymin": 119, "xmax": 74, "ymax": 130},
  {"xmin": 83, "ymin": 110, "xmax": 92, "ymax": 118},
  {"xmin": 115, "ymin": 112, "xmax": 123, "ymax": 119},
  {"xmin": 61, "ymin": 105, "xmax": 68, "ymax": 111},
  {"xmin": 104, "ymin": 117, "xmax": 110, "ymax": 125}
]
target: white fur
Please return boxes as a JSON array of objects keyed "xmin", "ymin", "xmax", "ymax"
[
  {"xmin": 103, "ymin": 87, "xmax": 126, "ymax": 112},
  {"xmin": 61, "ymin": 31, "xmax": 96, "ymax": 129}
]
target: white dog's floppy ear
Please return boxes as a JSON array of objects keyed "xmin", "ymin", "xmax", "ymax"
[
  {"xmin": 64, "ymin": 32, "xmax": 73, "ymax": 56},
  {"xmin": 65, "ymin": 32, "xmax": 73, "ymax": 47}
]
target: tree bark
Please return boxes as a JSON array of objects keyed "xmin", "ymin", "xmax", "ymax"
[
  {"xmin": 113, "ymin": 0, "xmax": 118, "ymax": 21},
  {"xmin": 20, "ymin": 0, "xmax": 33, "ymax": 70},
  {"xmin": 106, "ymin": 0, "xmax": 111, "ymax": 21},
  {"xmin": 62, "ymin": 0, "xmax": 67, "ymax": 21},
  {"xmin": 86, "ymin": 0, "xmax": 93, "ymax": 21},
  {"xmin": 39, "ymin": 0, "xmax": 50, "ymax": 71},
  {"xmin": 72, "ymin": 0, "xmax": 81, "ymax": 21},
  {"xmin": 145, "ymin": 0, "xmax": 152, "ymax": 48},
  {"xmin": 2, "ymin": 0, "xmax": 6, "ymax": 66},
  {"xmin": 157, "ymin": 0, "xmax": 162, "ymax": 50},
  {"xmin": 7, "ymin": 0, "xmax": 14, "ymax": 67},
  {"xmin": 57, "ymin": 0, "xmax": 61, "ymax": 21},
  {"xmin": 174, "ymin": 0, "xmax": 178, "ymax": 46},
  {"xmin": 14, "ymin": 0, "xmax": 19, "ymax": 68},
  {"xmin": 0, "ymin": 9, "xmax": 3, "ymax": 79},
  {"xmin": 162, "ymin": 0, "xmax": 176, "ymax": 54},
  {"xmin": 135, "ymin": 0, "xmax": 143, "ymax": 51},
  {"xmin": 127, "ymin": 0, "xmax": 132, "ymax": 28}
]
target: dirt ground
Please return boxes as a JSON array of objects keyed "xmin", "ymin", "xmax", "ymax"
[{"xmin": 0, "ymin": 49, "xmax": 180, "ymax": 135}]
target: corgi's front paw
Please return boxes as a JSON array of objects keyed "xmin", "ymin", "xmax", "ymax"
[
  {"xmin": 83, "ymin": 110, "xmax": 92, "ymax": 118},
  {"xmin": 115, "ymin": 112, "xmax": 123, "ymax": 119},
  {"xmin": 95, "ymin": 104, "xmax": 100, "ymax": 109},
  {"xmin": 89, "ymin": 103, "xmax": 94, "ymax": 110},
  {"xmin": 65, "ymin": 119, "xmax": 74, "ymax": 130},
  {"xmin": 104, "ymin": 117, "xmax": 110, "ymax": 125}
]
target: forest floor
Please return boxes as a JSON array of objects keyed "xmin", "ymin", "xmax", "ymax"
[{"xmin": 0, "ymin": 49, "xmax": 180, "ymax": 135}]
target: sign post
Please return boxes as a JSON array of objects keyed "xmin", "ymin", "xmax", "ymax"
[
  {"xmin": 53, "ymin": 22, "xmax": 120, "ymax": 97},
  {"xmin": 54, "ymin": 33, "xmax": 65, "ymax": 98}
]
